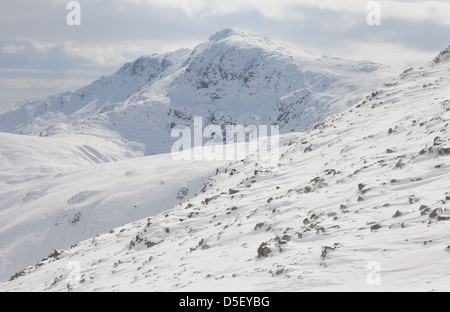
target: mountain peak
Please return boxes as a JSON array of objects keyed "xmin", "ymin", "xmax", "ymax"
[
  {"xmin": 208, "ymin": 28, "xmax": 242, "ymax": 42},
  {"xmin": 430, "ymin": 45, "xmax": 450, "ymax": 66}
]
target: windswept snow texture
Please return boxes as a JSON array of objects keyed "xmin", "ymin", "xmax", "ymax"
[
  {"xmin": 1, "ymin": 42, "xmax": 450, "ymax": 291},
  {"xmin": 0, "ymin": 133, "xmax": 227, "ymax": 282},
  {"xmin": 0, "ymin": 29, "xmax": 395, "ymax": 156}
]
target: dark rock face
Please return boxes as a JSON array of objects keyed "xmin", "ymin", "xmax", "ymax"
[
  {"xmin": 257, "ymin": 243, "xmax": 272, "ymax": 258},
  {"xmin": 177, "ymin": 187, "xmax": 189, "ymax": 200},
  {"xmin": 429, "ymin": 208, "xmax": 442, "ymax": 219},
  {"xmin": 370, "ymin": 224, "xmax": 382, "ymax": 231},
  {"xmin": 432, "ymin": 46, "xmax": 450, "ymax": 64},
  {"xmin": 440, "ymin": 147, "xmax": 450, "ymax": 155}
]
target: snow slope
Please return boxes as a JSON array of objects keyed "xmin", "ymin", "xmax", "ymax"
[
  {"xmin": 0, "ymin": 29, "xmax": 396, "ymax": 156},
  {"xmin": 0, "ymin": 133, "xmax": 227, "ymax": 282},
  {"xmin": 2, "ymin": 47, "xmax": 449, "ymax": 291}
]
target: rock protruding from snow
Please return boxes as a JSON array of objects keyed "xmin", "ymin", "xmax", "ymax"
[{"xmin": 430, "ymin": 45, "xmax": 450, "ymax": 66}]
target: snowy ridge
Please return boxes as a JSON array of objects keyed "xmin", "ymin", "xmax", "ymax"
[
  {"xmin": 431, "ymin": 45, "xmax": 450, "ymax": 66},
  {"xmin": 1, "ymin": 47, "xmax": 450, "ymax": 291}
]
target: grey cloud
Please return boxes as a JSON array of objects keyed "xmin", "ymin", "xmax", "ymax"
[{"xmin": 0, "ymin": 40, "xmax": 94, "ymax": 70}]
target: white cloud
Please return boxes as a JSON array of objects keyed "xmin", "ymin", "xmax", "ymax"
[
  {"xmin": 144, "ymin": 0, "xmax": 305, "ymax": 20},
  {"xmin": 0, "ymin": 38, "xmax": 187, "ymax": 71},
  {"xmin": 0, "ymin": 77, "xmax": 86, "ymax": 90},
  {"xmin": 382, "ymin": 1, "xmax": 450, "ymax": 26},
  {"xmin": 2, "ymin": 43, "xmax": 26, "ymax": 55},
  {"xmin": 141, "ymin": 0, "xmax": 450, "ymax": 25},
  {"xmin": 59, "ymin": 40, "xmax": 198, "ymax": 67}
]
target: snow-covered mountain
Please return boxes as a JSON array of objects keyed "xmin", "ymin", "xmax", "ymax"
[
  {"xmin": 1, "ymin": 43, "xmax": 449, "ymax": 291},
  {"xmin": 0, "ymin": 29, "xmax": 395, "ymax": 155}
]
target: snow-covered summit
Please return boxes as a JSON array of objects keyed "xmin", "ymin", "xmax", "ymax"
[
  {"xmin": 206, "ymin": 28, "xmax": 314, "ymax": 60},
  {"xmin": 0, "ymin": 29, "xmax": 397, "ymax": 155},
  {"xmin": 208, "ymin": 28, "xmax": 239, "ymax": 41}
]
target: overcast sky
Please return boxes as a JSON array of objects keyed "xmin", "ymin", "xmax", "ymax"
[{"xmin": 1, "ymin": 0, "xmax": 449, "ymax": 106}]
